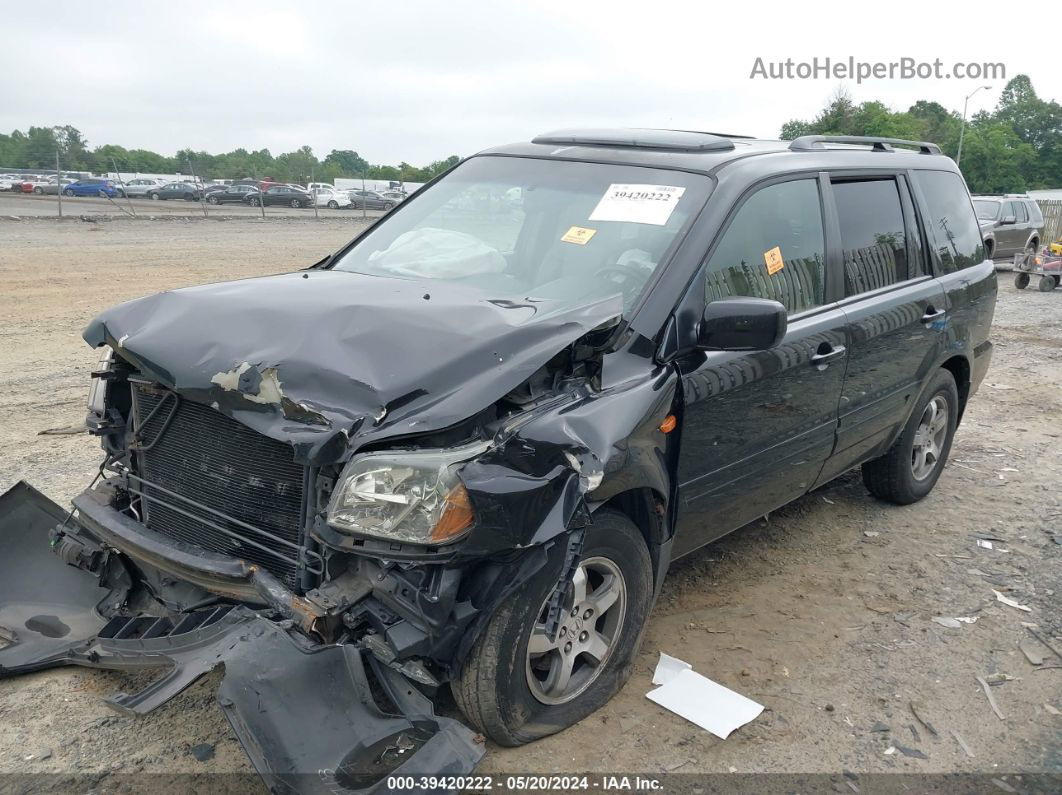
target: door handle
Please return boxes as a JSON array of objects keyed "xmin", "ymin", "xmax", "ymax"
[
  {"xmin": 922, "ymin": 307, "xmax": 946, "ymax": 323},
  {"xmin": 810, "ymin": 345, "xmax": 846, "ymax": 367}
]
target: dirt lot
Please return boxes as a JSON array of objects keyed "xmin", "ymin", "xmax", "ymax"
[{"xmin": 0, "ymin": 218, "xmax": 1059, "ymax": 788}]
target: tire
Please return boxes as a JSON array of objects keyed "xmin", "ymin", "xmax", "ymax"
[
  {"xmin": 98, "ymin": 190, "xmax": 108, "ymax": 198},
  {"xmin": 1027, "ymin": 240, "xmax": 1039, "ymax": 256},
  {"xmin": 116, "ymin": 189, "xmax": 125, "ymax": 198},
  {"xmin": 451, "ymin": 509, "xmax": 652, "ymax": 746},
  {"xmin": 149, "ymin": 192, "xmax": 160, "ymax": 200},
  {"xmin": 327, "ymin": 200, "xmax": 338, "ymax": 209},
  {"xmin": 207, "ymin": 195, "xmax": 220, "ymax": 205},
  {"xmin": 862, "ymin": 369, "xmax": 958, "ymax": 505},
  {"xmin": 984, "ymin": 241, "xmax": 994, "ymax": 260},
  {"xmin": 33, "ymin": 186, "xmax": 43, "ymax": 195},
  {"xmin": 291, "ymin": 199, "xmax": 301, "ymax": 208},
  {"xmin": 1014, "ymin": 272, "xmax": 1030, "ymax": 289},
  {"xmin": 384, "ymin": 201, "xmax": 395, "ymax": 210},
  {"xmin": 1039, "ymin": 275, "xmax": 1058, "ymax": 292},
  {"xmin": 63, "ymin": 189, "xmax": 74, "ymax": 197},
  {"xmin": 248, "ymin": 197, "xmax": 260, "ymax": 207}
]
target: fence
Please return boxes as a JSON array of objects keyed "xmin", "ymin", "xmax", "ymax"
[{"xmin": 1039, "ymin": 200, "xmax": 1062, "ymax": 244}]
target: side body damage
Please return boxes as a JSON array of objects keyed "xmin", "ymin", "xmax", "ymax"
[{"xmin": 0, "ymin": 272, "xmax": 679, "ymax": 792}]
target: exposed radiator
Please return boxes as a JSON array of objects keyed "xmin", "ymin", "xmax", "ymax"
[{"xmin": 129, "ymin": 382, "xmax": 318, "ymax": 589}]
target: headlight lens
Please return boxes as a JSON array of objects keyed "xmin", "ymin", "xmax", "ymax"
[{"xmin": 326, "ymin": 442, "xmax": 487, "ymax": 545}]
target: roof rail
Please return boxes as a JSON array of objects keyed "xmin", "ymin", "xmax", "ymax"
[{"xmin": 788, "ymin": 135, "xmax": 942, "ymax": 155}]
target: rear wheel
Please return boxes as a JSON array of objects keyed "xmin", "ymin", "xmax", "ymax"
[
  {"xmin": 149, "ymin": 192, "xmax": 160, "ymax": 200},
  {"xmin": 33, "ymin": 186, "xmax": 43, "ymax": 195},
  {"xmin": 451, "ymin": 509, "xmax": 652, "ymax": 746},
  {"xmin": 63, "ymin": 189, "xmax": 74, "ymax": 197},
  {"xmin": 207, "ymin": 195, "xmax": 220, "ymax": 205},
  {"xmin": 248, "ymin": 197, "xmax": 260, "ymax": 206},
  {"xmin": 290, "ymin": 198, "xmax": 301, "ymax": 208},
  {"xmin": 327, "ymin": 200, "xmax": 338, "ymax": 209},
  {"xmin": 1039, "ymin": 275, "xmax": 1058, "ymax": 292},
  {"xmin": 384, "ymin": 201, "xmax": 395, "ymax": 210},
  {"xmin": 1014, "ymin": 272, "xmax": 1030, "ymax": 289},
  {"xmin": 862, "ymin": 369, "xmax": 958, "ymax": 505}
]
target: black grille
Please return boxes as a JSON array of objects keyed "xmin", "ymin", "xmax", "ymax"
[{"xmin": 130, "ymin": 383, "xmax": 311, "ymax": 589}]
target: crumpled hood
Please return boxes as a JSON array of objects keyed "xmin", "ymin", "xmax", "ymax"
[{"xmin": 84, "ymin": 270, "xmax": 622, "ymax": 465}]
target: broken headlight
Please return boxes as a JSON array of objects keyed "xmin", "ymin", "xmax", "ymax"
[
  {"xmin": 326, "ymin": 442, "xmax": 488, "ymax": 545},
  {"xmin": 87, "ymin": 346, "xmax": 115, "ymax": 414}
]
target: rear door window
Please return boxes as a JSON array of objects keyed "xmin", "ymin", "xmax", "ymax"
[
  {"xmin": 911, "ymin": 171, "xmax": 984, "ymax": 273},
  {"xmin": 832, "ymin": 178, "xmax": 911, "ymax": 295},
  {"xmin": 703, "ymin": 178, "xmax": 826, "ymax": 314}
]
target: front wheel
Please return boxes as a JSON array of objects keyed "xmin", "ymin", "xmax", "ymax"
[
  {"xmin": 63, "ymin": 189, "xmax": 74, "ymax": 197},
  {"xmin": 384, "ymin": 201, "xmax": 395, "ymax": 210},
  {"xmin": 207, "ymin": 195, "xmax": 220, "ymax": 204},
  {"xmin": 1014, "ymin": 272, "xmax": 1030, "ymax": 289},
  {"xmin": 1039, "ymin": 275, "xmax": 1058, "ymax": 292},
  {"xmin": 33, "ymin": 186, "xmax": 43, "ymax": 194},
  {"xmin": 149, "ymin": 192, "xmax": 160, "ymax": 200},
  {"xmin": 248, "ymin": 197, "xmax": 260, "ymax": 206},
  {"xmin": 291, "ymin": 198, "xmax": 302, "ymax": 208},
  {"xmin": 327, "ymin": 200, "xmax": 338, "ymax": 209},
  {"xmin": 862, "ymin": 369, "xmax": 958, "ymax": 505},
  {"xmin": 451, "ymin": 509, "xmax": 652, "ymax": 746}
]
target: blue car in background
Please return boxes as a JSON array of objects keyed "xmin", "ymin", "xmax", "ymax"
[{"xmin": 62, "ymin": 178, "xmax": 119, "ymax": 198}]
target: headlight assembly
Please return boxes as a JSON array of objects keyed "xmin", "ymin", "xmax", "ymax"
[{"xmin": 326, "ymin": 442, "xmax": 488, "ymax": 545}]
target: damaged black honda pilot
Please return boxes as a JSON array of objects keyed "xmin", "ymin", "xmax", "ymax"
[{"xmin": 0, "ymin": 129, "xmax": 996, "ymax": 792}]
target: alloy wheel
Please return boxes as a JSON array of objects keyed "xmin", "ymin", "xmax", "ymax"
[
  {"xmin": 911, "ymin": 396, "xmax": 948, "ymax": 481},
  {"xmin": 525, "ymin": 556, "xmax": 627, "ymax": 705}
]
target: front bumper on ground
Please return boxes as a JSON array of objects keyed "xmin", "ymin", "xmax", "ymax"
[{"xmin": 0, "ymin": 481, "xmax": 484, "ymax": 793}]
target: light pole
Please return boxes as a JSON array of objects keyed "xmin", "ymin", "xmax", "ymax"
[{"xmin": 956, "ymin": 85, "xmax": 991, "ymax": 166}]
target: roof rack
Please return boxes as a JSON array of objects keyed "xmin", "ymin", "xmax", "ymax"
[
  {"xmin": 532, "ymin": 128, "xmax": 736, "ymax": 152},
  {"xmin": 788, "ymin": 135, "xmax": 942, "ymax": 155}
]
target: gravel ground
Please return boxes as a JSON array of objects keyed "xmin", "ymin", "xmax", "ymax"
[{"xmin": 0, "ymin": 218, "xmax": 1059, "ymax": 788}]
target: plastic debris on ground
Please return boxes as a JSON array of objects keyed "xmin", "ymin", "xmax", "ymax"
[
  {"xmin": 992, "ymin": 589, "xmax": 1032, "ymax": 612},
  {"xmin": 646, "ymin": 652, "xmax": 764, "ymax": 739}
]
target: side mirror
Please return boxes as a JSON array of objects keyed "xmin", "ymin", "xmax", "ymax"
[
  {"xmin": 698, "ymin": 298, "xmax": 787, "ymax": 352},
  {"xmin": 1000, "ymin": 215, "xmax": 1017, "ymax": 225}
]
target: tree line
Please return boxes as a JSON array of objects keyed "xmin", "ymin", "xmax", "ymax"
[
  {"xmin": 781, "ymin": 75, "xmax": 1060, "ymax": 194},
  {"xmin": 3, "ymin": 74, "xmax": 1057, "ymax": 193},
  {"xmin": 0, "ymin": 127, "xmax": 461, "ymax": 184}
]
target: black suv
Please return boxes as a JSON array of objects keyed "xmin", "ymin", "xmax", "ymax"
[{"xmin": 1, "ymin": 129, "xmax": 996, "ymax": 791}]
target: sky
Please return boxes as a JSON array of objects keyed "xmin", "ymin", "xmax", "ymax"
[{"xmin": 2, "ymin": 0, "xmax": 1059, "ymax": 166}]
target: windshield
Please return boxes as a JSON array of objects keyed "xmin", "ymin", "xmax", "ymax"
[
  {"xmin": 973, "ymin": 200, "xmax": 1000, "ymax": 220},
  {"xmin": 331, "ymin": 155, "xmax": 711, "ymax": 315}
]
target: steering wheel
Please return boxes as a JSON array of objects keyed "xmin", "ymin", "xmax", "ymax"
[{"xmin": 594, "ymin": 263, "xmax": 649, "ymax": 304}]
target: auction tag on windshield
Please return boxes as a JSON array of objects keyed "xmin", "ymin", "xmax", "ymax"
[
  {"xmin": 764, "ymin": 246, "xmax": 785, "ymax": 275},
  {"xmin": 589, "ymin": 184, "xmax": 686, "ymax": 226},
  {"xmin": 561, "ymin": 226, "xmax": 597, "ymax": 245}
]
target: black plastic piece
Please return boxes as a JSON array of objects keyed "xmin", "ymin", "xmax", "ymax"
[{"xmin": 532, "ymin": 128, "xmax": 737, "ymax": 152}]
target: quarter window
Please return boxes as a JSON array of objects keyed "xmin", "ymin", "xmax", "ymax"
[
  {"xmin": 704, "ymin": 179, "xmax": 826, "ymax": 314},
  {"xmin": 912, "ymin": 170, "xmax": 984, "ymax": 273},
  {"xmin": 833, "ymin": 179, "xmax": 910, "ymax": 295}
]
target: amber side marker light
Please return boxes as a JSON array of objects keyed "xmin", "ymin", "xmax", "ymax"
[
  {"xmin": 659, "ymin": 414, "xmax": 677, "ymax": 433},
  {"xmin": 430, "ymin": 483, "xmax": 476, "ymax": 542}
]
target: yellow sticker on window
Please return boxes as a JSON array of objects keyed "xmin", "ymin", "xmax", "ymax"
[
  {"xmin": 561, "ymin": 226, "xmax": 597, "ymax": 245},
  {"xmin": 764, "ymin": 246, "xmax": 784, "ymax": 275}
]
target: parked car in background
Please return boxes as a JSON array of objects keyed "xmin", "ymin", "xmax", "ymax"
[
  {"xmin": 148, "ymin": 182, "xmax": 204, "ymax": 201},
  {"xmin": 348, "ymin": 189, "xmax": 397, "ymax": 210},
  {"xmin": 972, "ymin": 194, "xmax": 1044, "ymax": 265},
  {"xmin": 116, "ymin": 178, "xmax": 167, "ymax": 198},
  {"xmin": 312, "ymin": 187, "xmax": 352, "ymax": 209},
  {"xmin": 35, "ymin": 178, "xmax": 76, "ymax": 195},
  {"xmin": 205, "ymin": 184, "xmax": 260, "ymax": 205},
  {"xmin": 245, "ymin": 185, "xmax": 313, "ymax": 207},
  {"xmin": 63, "ymin": 179, "xmax": 119, "ymax": 198}
]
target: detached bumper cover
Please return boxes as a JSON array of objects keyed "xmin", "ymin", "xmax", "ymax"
[{"xmin": 0, "ymin": 482, "xmax": 483, "ymax": 793}]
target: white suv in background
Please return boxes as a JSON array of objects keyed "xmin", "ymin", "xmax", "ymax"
[{"xmin": 117, "ymin": 178, "xmax": 167, "ymax": 198}]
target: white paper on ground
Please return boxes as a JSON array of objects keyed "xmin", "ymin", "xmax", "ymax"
[
  {"xmin": 651, "ymin": 652, "xmax": 692, "ymax": 685},
  {"xmin": 646, "ymin": 664, "xmax": 764, "ymax": 739}
]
